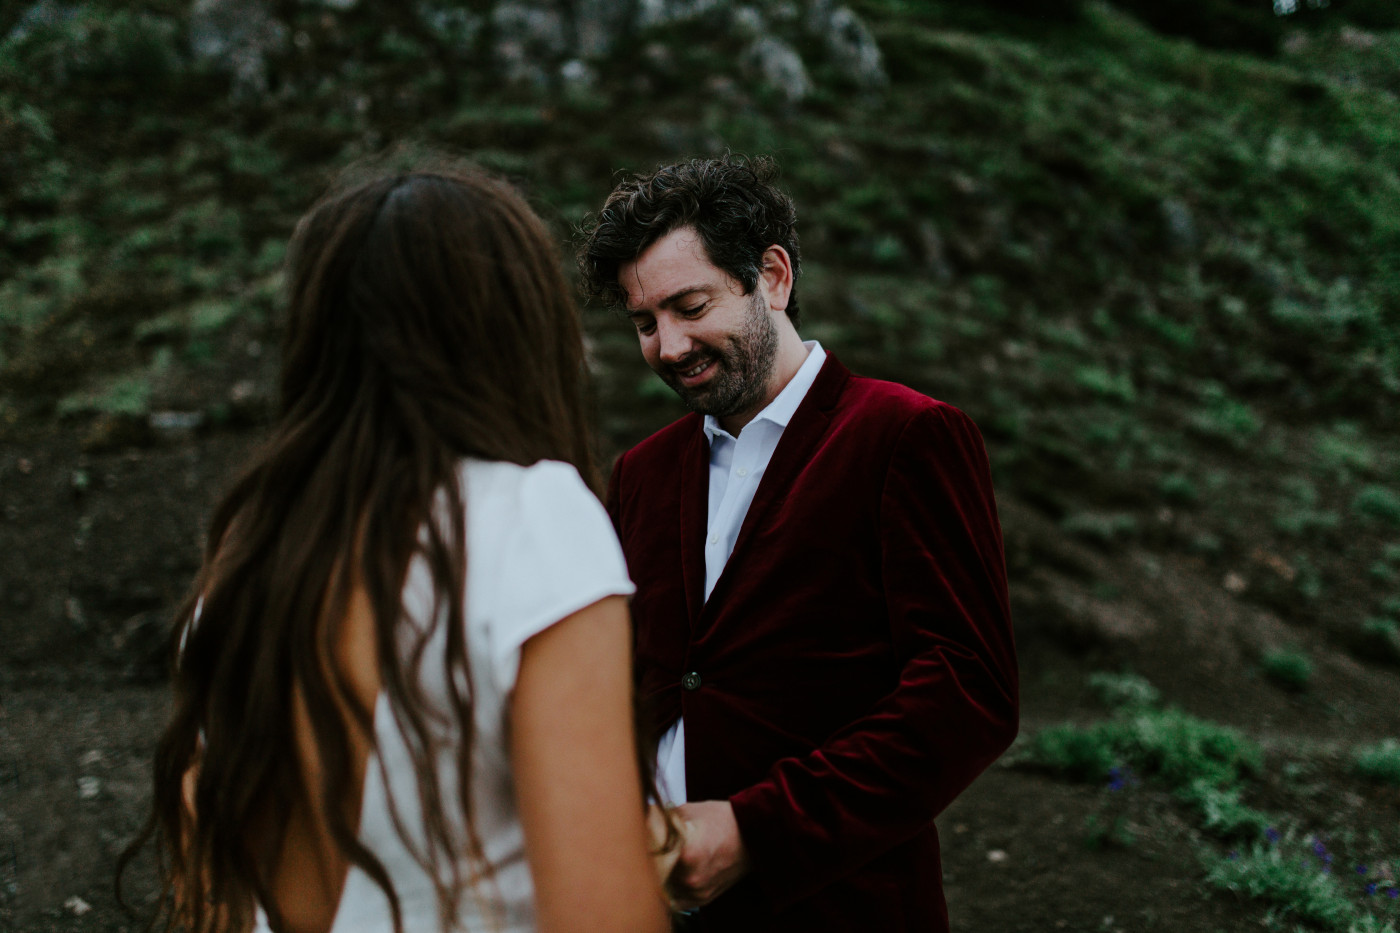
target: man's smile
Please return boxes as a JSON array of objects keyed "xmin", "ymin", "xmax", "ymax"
[{"xmin": 675, "ymin": 356, "xmax": 718, "ymax": 387}]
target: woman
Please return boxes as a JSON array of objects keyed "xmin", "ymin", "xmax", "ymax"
[{"xmin": 122, "ymin": 163, "xmax": 674, "ymax": 933}]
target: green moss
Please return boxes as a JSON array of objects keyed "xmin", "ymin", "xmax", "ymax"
[
  {"xmin": 1260, "ymin": 649, "xmax": 1312, "ymax": 692},
  {"xmin": 1352, "ymin": 739, "xmax": 1400, "ymax": 787}
]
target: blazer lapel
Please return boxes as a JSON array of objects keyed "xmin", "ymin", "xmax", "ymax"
[
  {"xmin": 700, "ymin": 354, "xmax": 851, "ymax": 618},
  {"xmin": 678, "ymin": 421, "xmax": 710, "ymax": 626}
]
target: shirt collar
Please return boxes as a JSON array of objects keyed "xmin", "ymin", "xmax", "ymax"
[{"xmin": 703, "ymin": 341, "xmax": 827, "ymax": 443}]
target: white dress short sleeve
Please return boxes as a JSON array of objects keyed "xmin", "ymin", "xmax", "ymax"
[{"xmin": 254, "ymin": 458, "xmax": 634, "ymax": 933}]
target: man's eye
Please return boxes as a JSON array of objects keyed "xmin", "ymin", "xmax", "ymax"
[
  {"xmin": 634, "ymin": 320, "xmax": 656, "ymax": 335},
  {"xmin": 680, "ymin": 304, "xmax": 706, "ymax": 318}
]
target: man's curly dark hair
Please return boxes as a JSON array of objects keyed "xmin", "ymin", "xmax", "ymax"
[{"xmin": 577, "ymin": 154, "xmax": 802, "ymax": 325}]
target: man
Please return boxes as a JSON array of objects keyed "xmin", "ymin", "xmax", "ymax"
[{"xmin": 580, "ymin": 156, "xmax": 1018, "ymax": 932}]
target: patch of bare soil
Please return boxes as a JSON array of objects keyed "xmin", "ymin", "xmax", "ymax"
[{"xmin": 3, "ymin": 428, "xmax": 1399, "ymax": 931}]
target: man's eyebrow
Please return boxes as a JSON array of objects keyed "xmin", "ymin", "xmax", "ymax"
[{"xmin": 627, "ymin": 285, "xmax": 711, "ymax": 315}]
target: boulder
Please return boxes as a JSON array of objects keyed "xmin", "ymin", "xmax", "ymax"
[
  {"xmin": 6, "ymin": 1, "xmax": 82, "ymax": 44},
  {"xmin": 493, "ymin": 0, "xmax": 569, "ymax": 86},
  {"xmin": 809, "ymin": 2, "xmax": 886, "ymax": 89},
  {"xmin": 743, "ymin": 36, "xmax": 810, "ymax": 104},
  {"xmin": 188, "ymin": 0, "xmax": 288, "ymax": 101},
  {"xmin": 418, "ymin": 2, "xmax": 484, "ymax": 57}
]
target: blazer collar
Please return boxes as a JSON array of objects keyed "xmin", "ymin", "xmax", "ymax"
[{"xmin": 679, "ymin": 353, "xmax": 852, "ymax": 625}]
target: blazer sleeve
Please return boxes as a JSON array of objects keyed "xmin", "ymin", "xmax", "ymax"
[{"xmin": 727, "ymin": 402, "xmax": 1019, "ymax": 908}]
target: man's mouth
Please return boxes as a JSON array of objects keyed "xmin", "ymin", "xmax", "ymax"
[{"xmin": 675, "ymin": 357, "xmax": 716, "ymax": 387}]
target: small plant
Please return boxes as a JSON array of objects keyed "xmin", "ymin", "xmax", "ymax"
[
  {"xmin": 1356, "ymin": 618, "xmax": 1400, "ymax": 666},
  {"xmin": 1159, "ymin": 472, "xmax": 1199, "ymax": 504},
  {"xmin": 55, "ymin": 372, "xmax": 152, "ymax": 420},
  {"xmin": 1023, "ymin": 723, "xmax": 1118, "ymax": 782},
  {"xmin": 1353, "ymin": 486, "xmax": 1400, "ymax": 528},
  {"xmin": 1315, "ymin": 423, "xmax": 1377, "ymax": 480},
  {"xmin": 1021, "ymin": 707, "xmax": 1262, "ymax": 802},
  {"xmin": 1352, "ymin": 740, "xmax": 1400, "ymax": 787},
  {"xmin": 1189, "ymin": 382, "xmax": 1262, "ymax": 449},
  {"xmin": 1261, "ymin": 648, "xmax": 1313, "ymax": 692},
  {"xmin": 1206, "ymin": 831, "xmax": 1356, "ymax": 930},
  {"xmin": 1084, "ymin": 765, "xmax": 1139, "ymax": 850},
  {"xmin": 1060, "ymin": 511, "xmax": 1139, "ymax": 546},
  {"xmin": 1088, "ymin": 671, "xmax": 1161, "ymax": 711},
  {"xmin": 1181, "ymin": 780, "xmax": 1271, "ymax": 838}
]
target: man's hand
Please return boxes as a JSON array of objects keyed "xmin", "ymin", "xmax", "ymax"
[{"xmin": 666, "ymin": 799, "xmax": 750, "ymax": 910}]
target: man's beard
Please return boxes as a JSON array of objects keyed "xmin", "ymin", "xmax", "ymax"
[{"xmin": 660, "ymin": 291, "xmax": 779, "ymax": 420}]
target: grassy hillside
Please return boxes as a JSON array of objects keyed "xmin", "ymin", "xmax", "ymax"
[
  {"xmin": 3, "ymin": 1, "xmax": 1400, "ymax": 928},
  {"xmin": 4, "ymin": 0, "xmax": 1397, "ymax": 659}
]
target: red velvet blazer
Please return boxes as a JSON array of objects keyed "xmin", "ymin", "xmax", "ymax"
[{"xmin": 607, "ymin": 354, "xmax": 1018, "ymax": 933}]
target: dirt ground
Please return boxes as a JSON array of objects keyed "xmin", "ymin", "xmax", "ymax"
[{"xmin": 4, "ymin": 422, "xmax": 1400, "ymax": 932}]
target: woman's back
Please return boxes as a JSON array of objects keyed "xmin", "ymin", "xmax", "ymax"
[{"xmin": 257, "ymin": 458, "xmax": 643, "ymax": 933}]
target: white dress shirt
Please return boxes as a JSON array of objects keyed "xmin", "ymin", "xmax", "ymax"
[{"xmin": 654, "ymin": 341, "xmax": 827, "ymax": 805}]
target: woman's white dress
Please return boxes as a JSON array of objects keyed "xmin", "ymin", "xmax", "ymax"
[{"xmin": 252, "ymin": 459, "xmax": 634, "ymax": 933}]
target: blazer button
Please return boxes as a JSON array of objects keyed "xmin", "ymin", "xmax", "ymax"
[{"xmin": 681, "ymin": 671, "xmax": 702, "ymax": 691}]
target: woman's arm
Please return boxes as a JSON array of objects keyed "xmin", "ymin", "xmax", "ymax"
[{"xmin": 512, "ymin": 594, "xmax": 671, "ymax": 933}]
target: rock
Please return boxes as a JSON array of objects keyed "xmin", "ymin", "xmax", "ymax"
[
  {"xmin": 188, "ymin": 0, "xmax": 289, "ymax": 101},
  {"xmin": 637, "ymin": 0, "xmax": 728, "ymax": 29},
  {"xmin": 492, "ymin": 1, "xmax": 569, "ymax": 86},
  {"xmin": 823, "ymin": 6, "xmax": 886, "ymax": 89},
  {"xmin": 149, "ymin": 409, "xmax": 206, "ymax": 440},
  {"xmin": 6, "ymin": 1, "xmax": 82, "ymax": 44},
  {"xmin": 743, "ymin": 36, "xmax": 810, "ymax": 104},
  {"xmin": 731, "ymin": 5, "xmax": 765, "ymax": 39},
  {"xmin": 559, "ymin": 58, "xmax": 597, "ymax": 94},
  {"xmin": 417, "ymin": 1, "xmax": 483, "ymax": 57},
  {"xmin": 916, "ymin": 220, "xmax": 954, "ymax": 282},
  {"xmin": 1160, "ymin": 197, "xmax": 1197, "ymax": 251},
  {"xmin": 574, "ymin": 0, "xmax": 635, "ymax": 58}
]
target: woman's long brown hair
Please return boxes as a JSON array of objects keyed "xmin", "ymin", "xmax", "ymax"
[{"xmin": 119, "ymin": 163, "xmax": 631, "ymax": 932}]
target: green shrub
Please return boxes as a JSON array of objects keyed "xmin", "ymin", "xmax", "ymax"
[
  {"xmin": 1356, "ymin": 618, "xmax": 1400, "ymax": 666},
  {"xmin": 1180, "ymin": 780, "xmax": 1271, "ymax": 838},
  {"xmin": 56, "ymin": 373, "xmax": 152, "ymax": 419},
  {"xmin": 1087, "ymin": 671, "xmax": 1161, "ymax": 711},
  {"xmin": 1205, "ymin": 832, "xmax": 1357, "ymax": 931},
  {"xmin": 1315, "ymin": 424, "xmax": 1377, "ymax": 479},
  {"xmin": 1060, "ymin": 511, "xmax": 1139, "ymax": 545},
  {"xmin": 1074, "ymin": 365, "xmax": 1136, "ymax": 403},
  {"xmin": 1158, "ymin": 473, "xmax": 1199, "ymax": 504},
  {"xmin": 1189, "ymin": 383, "xmax": 1262, "ymax": 449},
  {"xmin": 1352, "ymin": 739, "xmax": 1400, "ymax": 787},
  {"xmin": 1353, "ymin": 486, "xmax": 1400, "ymax": 527},
  {"xmin": 1024, "ymin": 723, "xmax": 1118, "ymax": 782},
  {"xmin": 1022, "ymin": 707, "xmax": 1262, "ymax": 793},
  {"xmin": 1274, "ymin": 508, "xmax": 1342, "ymax": 538},
  {"xmin": 1261, "ymin": 649, "xmax": 1313, "ymax": 692}
]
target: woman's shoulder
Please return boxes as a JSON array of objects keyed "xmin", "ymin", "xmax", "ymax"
[{"xmin": 458, "ymin": 458, "xmax": 594, "ymax": 520}]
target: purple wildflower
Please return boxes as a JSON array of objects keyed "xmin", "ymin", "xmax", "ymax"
[
  {"xmin": 1388, "ymin": 888, "xmax": 1399, "ymax": 899},
  {"xmin": 1358, "ymin": 865, "xmax": 1369, "ymax": 875},
  {"xmin": 1106, "ymin": 766, "xmax": 1136, "ymax": 792},
  {"xmin": 1366, "ymin": 883, "xmax": 1379, "ymax": 896},
  {"xmin": 1265, "ymin": 827, "xmax": 1281, "ymax": 844}
]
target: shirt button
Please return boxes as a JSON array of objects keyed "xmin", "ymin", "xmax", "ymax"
[
  {"xmin": 736, "ymin": 467, "xmax": 748, "ymax": 477},
  {"xmin": 681, "ymin": 671, "xmax": 702, "ymax": 691},
  {"xmin": 709, "ymin": 535, "xmax": 718, "ymax": 545}
]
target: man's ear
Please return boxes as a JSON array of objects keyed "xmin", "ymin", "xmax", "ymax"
[{"xmin": 758, "ymin": 245, "xmax": 794, "ymax": 314}]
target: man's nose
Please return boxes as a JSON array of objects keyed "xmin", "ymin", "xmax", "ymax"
[{"xmin": 655, "ymin": 318, "xmax": 694, "ymax": 364}]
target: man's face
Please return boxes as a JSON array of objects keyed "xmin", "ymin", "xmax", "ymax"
[{"xmin": 619, "ymin": 227, "xmax": 779, "ymax": 421}]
